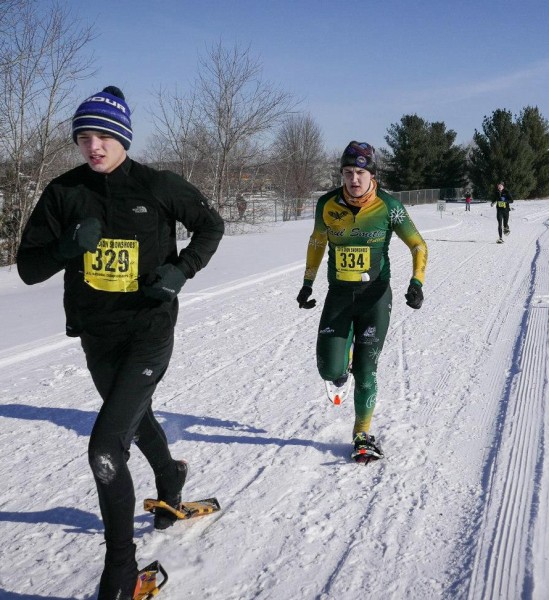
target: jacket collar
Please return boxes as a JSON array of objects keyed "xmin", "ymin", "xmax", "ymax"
[{"xmin": 85, "ymin": 156, "xmax": 133, "ymax": 183}]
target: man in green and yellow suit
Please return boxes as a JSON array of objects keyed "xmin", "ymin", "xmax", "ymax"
[{"xmin": 296, "ymin": 141, "xmax": 428, "ymax": 462}]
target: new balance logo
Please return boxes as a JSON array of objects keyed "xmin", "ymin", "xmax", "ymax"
[
  {"xmin": 142, "ymin": 369, "xmax": 153, "ymax": 376},
  {"xmin": 319, "ymin": 327, "xmax": 335, "ymax": 335}
]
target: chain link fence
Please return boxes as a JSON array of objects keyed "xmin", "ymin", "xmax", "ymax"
[
  {"xmin": 218, "ymin": 188, "xmax": 469, "ymax": 227},
  {"xmin": 183, "ymin": 187, "xmax": 481, "ymax": 237},
  {"xmin": 388, "ymin": 188, "xmax": 469, "ymax": 205}
]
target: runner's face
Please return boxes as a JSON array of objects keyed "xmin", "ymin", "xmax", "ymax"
[
  {"xmin": 77, "ymin": 131, "xmax": 126, "ymax": 173},
  {"xmin": 342, "ymin": 167, "xmax": 372, "ymax": 197}
]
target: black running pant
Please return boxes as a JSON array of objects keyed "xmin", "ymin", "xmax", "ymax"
[
  {"xmin": 81, "ymin": 329, "xmax": 175, "ymax": 551},
  {"xmin": 496, "ymin": 208, "xmax": 510, "ymax": 238}
]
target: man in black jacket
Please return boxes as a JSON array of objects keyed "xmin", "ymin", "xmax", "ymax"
[
  {"xmin": 491, "ymin": 181, "xmax": 513, "ymax": 243},
  {"xmin": 17, "ymin": 86, "xmax": 224, "ymax": 599}
]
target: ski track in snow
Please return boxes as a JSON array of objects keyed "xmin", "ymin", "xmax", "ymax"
[
  {"xmin": 467, "ymin": 217, "xmax": 549, "ymax": 600},
  {"xmin": 1, "ymin": 201, "xmax": 549, "ymax": 599}
]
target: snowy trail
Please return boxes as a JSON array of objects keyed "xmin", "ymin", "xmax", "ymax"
[
  {"xmin": 467, "ymin": 219, "xmax": 549, "ymax": 600},
  {"xmin": 1, "ymin": 201, "xmax": 549, "ymax": 599}
]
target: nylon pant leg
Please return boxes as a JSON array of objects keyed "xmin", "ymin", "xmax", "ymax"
[
  {"xmin": 503, "ymin": 209, "xmax": 510, "ymax": 230},
  {"xmin": 497, "ymin": 210, "xmax": 504, "ymax": 237},
  {"xmin": 81, "ymin": 330, "xmax": 174, "ymax": 548},
  {"xmin": 350, "ymin": 286, "xmax": 392, "ymax": 435}
]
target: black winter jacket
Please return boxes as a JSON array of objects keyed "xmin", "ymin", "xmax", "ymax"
[
  {"xmin": 493, "ymin": 187, "xmax": 513, "ymax": 209},
  {"xmin": 17, "ymin": 158, "xmax": 224, "ymax": 337}
]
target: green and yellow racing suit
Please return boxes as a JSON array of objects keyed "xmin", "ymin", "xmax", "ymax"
[{"xmin": 303, "ymin": 184, "xmax": 427, "ymax": 435}]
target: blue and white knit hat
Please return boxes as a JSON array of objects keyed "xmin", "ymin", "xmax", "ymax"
[{"xmin": 72, "ymin": 86, "xmax": 133, "ymax": 150}]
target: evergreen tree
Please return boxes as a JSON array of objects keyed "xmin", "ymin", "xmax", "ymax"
[
  {"xmin": 383, "ymin": 115, "xmax": 430, "ymax": 191},
  {"xmin": 519, "ymin": 106, "xmax": 549, "ymax": 198},
  {"xmin": 423, "ymin": 122, "xmax": 467, "ymax": 190},
  {"xmin": 469, "ymin": 109, "xmax": 535, "ymax": 199},
  {"xmin": 382, "ymin": 115, "xmax": 466, "ymax": 191}
]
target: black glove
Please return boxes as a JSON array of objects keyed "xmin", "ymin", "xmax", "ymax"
[
  {"xmin": 297, "ymin": 285, "xmax": 316, "ymax": 309},
  {"xmin": 142, "ymin": 264, "xmax": 186, "ymax": 302},
  {"xmin": 405, "ymin": 282, "xmax": 423, "ymax": 309},
  {"xmin": 57, "ymin": 217, "xmax": 102, "ymax": 259}
]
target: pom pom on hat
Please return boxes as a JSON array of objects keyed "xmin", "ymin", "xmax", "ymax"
[
  {"xmin": 340, "ymin": 141, "xmax": 376, "ymax": 174},
  {"xmin": 72, "ymin": 86, "xmax": 133, "ymax": 150}
]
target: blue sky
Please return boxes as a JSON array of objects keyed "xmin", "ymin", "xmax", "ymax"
[{"xmin": 69, "ymin": 0, "xmax": 549, "ymax": 156}]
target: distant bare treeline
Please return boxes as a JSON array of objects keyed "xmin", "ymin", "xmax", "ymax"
[{"xmin": 3, "ymin": 1, "xmax": 547, "ymax": 267}]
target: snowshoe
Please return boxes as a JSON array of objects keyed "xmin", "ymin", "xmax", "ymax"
[
  {"xmin": 504, "ymin": 227, "xmax": 510, "ymax": 235},
  {"xmin": 325, "ymin": 344, "xmax": 353, "ymax": 405},
  {"xmin": 144, "ymin": 497, "xmax": 221, "ymax": 522},
  {"xmin": 351, "ymin": 432, "xmax": 384, "ymax": 464},
  {"xmin": 497, "ymin": 238, "xmax": 504, "ymax": 244},
  {"xmin": 133, "ymin": 561, "xmax": 168, "ymax": 600},
  {"xmin": 325, "ymin": 373, "xmax": 353, "ymax": 405}
]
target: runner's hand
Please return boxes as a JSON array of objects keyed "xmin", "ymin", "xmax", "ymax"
[
  {"xmin": 405, "ymin": 282, "xmax": 423, "ymax": 309},
  {"xmin": 57, "ymin": 217, "xmax": 102, "ymax": 259},
  {"xmin": 297, "ymin": 285, "xmax": 316, "ymax": 309},
  {"xmin": 142, "ymin": 264, "xmax": 186, "ymax": 302}
]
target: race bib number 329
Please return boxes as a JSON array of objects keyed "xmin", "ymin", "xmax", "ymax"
[{"xmin": 83, "ymin": 238, "xmax": 139, "ymax": 292}]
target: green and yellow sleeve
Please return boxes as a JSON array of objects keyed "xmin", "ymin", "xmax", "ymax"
[
  {"xmin": 303, "ymin": 199, "xmax": 328, "ymax": 286},
  {"xmin": 393, "ymin": 208, "xmax": 428, "ymax": 286}
]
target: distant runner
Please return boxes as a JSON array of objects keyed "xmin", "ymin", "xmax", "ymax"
[{"xmin": 492, "ymin": 182, "xmax": 513, "ymax": 243}]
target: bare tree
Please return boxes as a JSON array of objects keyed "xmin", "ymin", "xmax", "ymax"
[
  {"xmin": 147, "ymin": 85, "xmax": 204, "ymax": 180},
  {"xmin": 0, "ymin": 0, "xmax": 95, "ymax": 265},
  {"xmin": 196, "ymin": 41, "xmax": 296, "ymax": 208},
  {"xmin": 0, "ymin": 1, "xmax": 24, "ymax": 72},
  {"xmin": 270, "ymin": 113, "xmax": 325, "ymax": 220}
]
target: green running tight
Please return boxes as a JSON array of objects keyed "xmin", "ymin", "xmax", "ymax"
[{"xmin": 316, "ymin": 284, "xmax": 392, "ymax": 436}]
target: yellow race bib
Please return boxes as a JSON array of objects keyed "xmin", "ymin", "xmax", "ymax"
[
  {"xmin": 497, "ymin": 201, "xmax": 507, "ymax": 208},
  {"xmin": 335, "ymin": 246, "xmax": 371, "ymax": 281},
  {"xmin": 83, "ymin": 238, "xmax": 139, "ymax": 292}
]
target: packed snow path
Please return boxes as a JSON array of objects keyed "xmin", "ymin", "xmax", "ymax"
[{"xmin": 0, "ymin": 200, "xmax": 548, "ymax": 599}]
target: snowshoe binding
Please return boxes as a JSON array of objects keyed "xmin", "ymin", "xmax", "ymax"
[
  {"xmin": 144, "ymin": 497, "xmax": 221, "ymax": 522},
  {"xmin": 133, "ymin": 561, "xmax": 168, "ymax": 600},
  {"xmin": 351, "ymin": 432, "xmax": 384, "ymax": 464},
  {"xmin": 153, "ymin": 459, "xmax": 188, "ymax": 530}
]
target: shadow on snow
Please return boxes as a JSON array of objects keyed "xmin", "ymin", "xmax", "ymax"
[
  {"xmin": 0, "ymin": 592, "xmax": 81, "ymax": 600},
  {"xmin": 0, "ymin": 404, "xmax": 344, "ymax": 456}
]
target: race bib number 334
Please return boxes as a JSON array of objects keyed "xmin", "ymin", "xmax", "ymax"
[
  {"xmin": 84, "ymin": 238, "xmax": 139, "ymax": 292},
  {"xmin": 335, "ymin": 246, "xmax": 370, "ymax": 272}
]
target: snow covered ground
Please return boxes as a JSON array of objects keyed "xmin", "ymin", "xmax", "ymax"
[{"xmin": 0, "ymin": 199, "xmax": 548, "ymax": 600}]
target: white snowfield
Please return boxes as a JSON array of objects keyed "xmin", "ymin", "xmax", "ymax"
[{"xmin": 0, "ymin": 199, "xmax": 548, "ymax": 600}]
